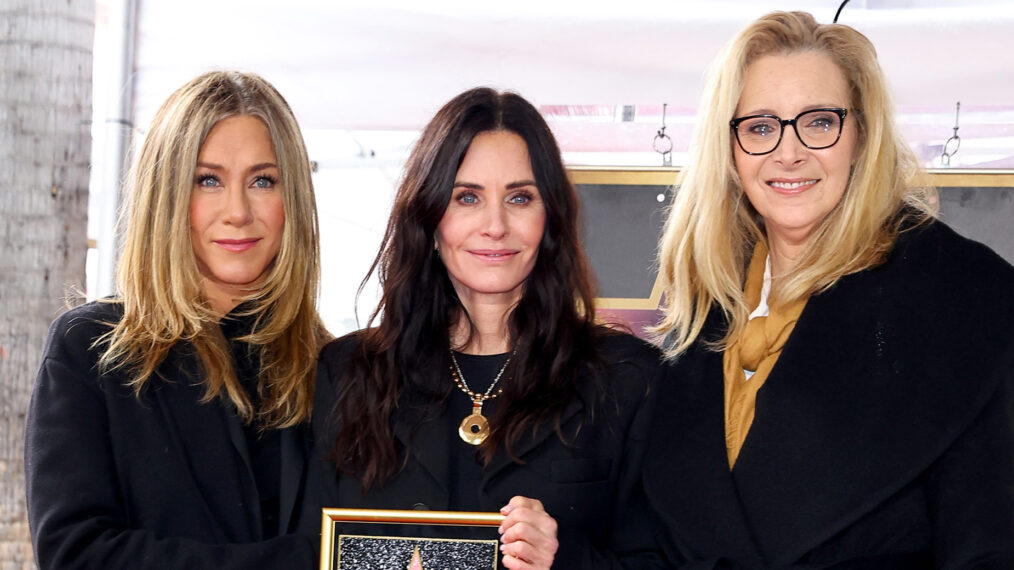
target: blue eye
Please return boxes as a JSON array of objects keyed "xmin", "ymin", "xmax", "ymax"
[
  {"xmin": 196, "ymin": 174, "xmax": 220, "ymax": 187},
  {"xmin": 508, "ymin": 192, "xmax": 532, "ymax": 204},
  {"xmin": 457, "ymin": 192, "xmax": 478, "ymax": 204},
  {"xmin": 747, "ymin": 121, "xmax": 778, "ymax": 137},
  {"xmin": 252, "ymin": 175, "xmax": 277, "ymax": 189}
]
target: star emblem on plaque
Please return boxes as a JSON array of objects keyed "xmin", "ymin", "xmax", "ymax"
[{"xmin": 407, "ymin": 546, "xmax": 424, "ymax": 570}]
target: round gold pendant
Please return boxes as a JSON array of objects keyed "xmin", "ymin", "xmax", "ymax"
[{"xmin": 458, "ymin": 413, "xmax": 490, "ymax": 445}]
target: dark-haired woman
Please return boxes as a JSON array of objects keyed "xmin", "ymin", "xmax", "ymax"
[{"xmin": 300, "ymin": 88, "xmax": 663, "ymax": 569}]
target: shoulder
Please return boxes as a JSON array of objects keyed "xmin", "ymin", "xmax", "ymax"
[
  {"xmin": 877, "ymin": 220, "xmax": 1014, "ymax": 330},
  {"xmin": 594, "ymin": 329, "xmax": 664, "ymax": 368},
  {"xmin": 822, "ymin": 219, "xmax": 1014, "ymax": 424},
  {"xmin": 35, "ymin": 302, "xmax": 127, "ymax": 404},
  {"xmin": 591, "ymin": 329, "xmax": 665, "ymax": 399},
  {"xmin": 890, "ymin": 219, "xmax": 1014, "ymax": 291},
  {"xmin": 43, "ymin": 301, "xmax": 123, "ymax": 364},
  {"xmin": 50, "ymin": 299, "xmax": 122, "ymax": 334},
  {"xmin": 319, "ymin": 331, "xmax": 365, "ymax": 367},
  {"xmin": 316, "ymin": 331, "xmax": 369, "ymax": 390}
]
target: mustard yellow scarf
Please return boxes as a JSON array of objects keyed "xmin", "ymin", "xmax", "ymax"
[{"xmin": 723, "ymin": 243, "xmax": 808, "ymax": 468}]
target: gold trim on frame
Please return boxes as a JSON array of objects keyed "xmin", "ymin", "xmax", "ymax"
[
  {"xmin": 921, "ymin": 169, "xmax": 1014, "ymax": 187},
  {"xmin": 320, "ymin": 508, "xmax": 505, "ymax": 570}
]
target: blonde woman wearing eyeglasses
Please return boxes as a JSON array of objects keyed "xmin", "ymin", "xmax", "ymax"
[{"xmin": 644, "ymin": 11, "xmax": 1014, "ymax": 568}]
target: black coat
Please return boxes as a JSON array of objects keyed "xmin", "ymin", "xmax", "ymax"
[
  {"xmin": 25, "ymin": 302, "xmax": 317, "ymax": 569},
  {"xmin": 299, "ymin": 332, "xmax": 665, "ymax": 569},
  {"xmin": 645, "ymin": 221, "xmax": 1014, "ymax": 569}
]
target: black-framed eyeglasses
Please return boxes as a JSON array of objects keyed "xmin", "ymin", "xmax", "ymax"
[{"xmin": 730, "ymin": 108, "xmax": 849, "ymax": 156}]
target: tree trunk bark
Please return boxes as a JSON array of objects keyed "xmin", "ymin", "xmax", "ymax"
[{"xmin": 0, "ymin": 0, "xmax": 94, "ymax": 566}]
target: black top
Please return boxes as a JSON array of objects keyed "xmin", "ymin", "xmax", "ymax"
[{"xmin": 445, "ymin": 351, "xmax": 509, "ymax": 510}]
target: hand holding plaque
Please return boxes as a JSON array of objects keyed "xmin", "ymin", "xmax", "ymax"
[{"xmin": 498, "ymin": 497, "xmax": 558, "ymax": 570}]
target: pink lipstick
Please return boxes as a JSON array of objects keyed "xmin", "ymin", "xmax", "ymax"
[
  {"xmin": 215, "ymin": 238, "xmax": 260, "ymax": 252},
  {"xmin": 767, "ymin": 178, "xmax": 818, "ymax": 195},
  {"xmin": 468, "ymin": 249, "xmax": 518, "ymax": 261}
]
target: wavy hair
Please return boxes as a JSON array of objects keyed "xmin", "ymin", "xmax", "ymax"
[
  {"xmin": 328, "ymin": 87, "xmax": 604, "ymax": 489},
  {"xmin": 653, "ymin": 11, "xmax": 937, "ymax": 357},
  {"xmin": 100, "ymin": 70, "xmax": 330, "ymax": 427}
]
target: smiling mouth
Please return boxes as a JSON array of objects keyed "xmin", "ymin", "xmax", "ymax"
[
  {"xmin": 468, "ymin": 250, "xmax": 518, "ymax": 260},
  {"xmin": 768, "ymin": 179, "xmax": 818, "ymax": 192},
  {"xmin": 215, "ymin": 238, "xmax": 260, "ymax": 252},
  {"xmin": 770, "ymin": 178, "xmax": 819, "ymax": 189}
]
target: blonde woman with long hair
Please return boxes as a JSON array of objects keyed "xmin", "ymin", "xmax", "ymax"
[
  {"xmin": 26, "ymin": 71, "xmax": 330, "ymax": 568},
  {"xmin": 644, "ymin": 11, "xmax": 1014, "ymax": 567}
]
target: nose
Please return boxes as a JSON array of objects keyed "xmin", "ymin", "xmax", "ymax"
[
  {"xmin": 481, "ymin": 201, "xmax": 508, "ymax": 239},
  {"xmin": 223, "ymin": 184, "xmax": 254, "ymax": 226},
  {"xmin": 772, "ymin": 125, "xmax": 808, "ymax": 166}
]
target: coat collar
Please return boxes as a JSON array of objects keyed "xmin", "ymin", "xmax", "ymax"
[
  {"xmin": 645, "ymin": 328, "xmax": 765, "ymax": 563},
  {"xmin": 480, "ymin": 390, "xmax": 586, "ymax": 489},
  {"xmin": 150, "ymin": 348, "xmax": 261, "ymax": 541},
  {"xmin": 392, "ymin": 387, "xmax": 452, "ymax": 500}
]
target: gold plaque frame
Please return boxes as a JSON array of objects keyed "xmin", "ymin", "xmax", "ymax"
[{"xmin": 320, "ymin": 508, "xmax": 505, "ymax": 570}]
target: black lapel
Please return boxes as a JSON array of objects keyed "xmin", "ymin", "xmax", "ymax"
[
  {"xmin": 392, "ymin": 389, "xmax": 451, "ymax": 500},
  {"xmin": 149, "ymin": 349, "xmax": 260, "ymax": 541},
  {"xmin": 278, "ymin": 424, "xmax": 308, "ymax": 533},
  {"xmin": 731, "ymin": 224, "xmax": 1013, "ymax": 565},
  {"xmin": 478, "ymin": 395, "xmax": 586, "ymax": 490},
  {"xmin": 645, "ymin": 335, "xmax": 765, "ymax": 562}
]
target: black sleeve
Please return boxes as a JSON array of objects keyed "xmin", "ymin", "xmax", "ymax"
[
  {"xmin": 569, "ymin": 338, "xmax": 668, "ymax": 570},
  {"xmin": 926, "ymin": 340, "xmax": 1014, "ymax": 569}
]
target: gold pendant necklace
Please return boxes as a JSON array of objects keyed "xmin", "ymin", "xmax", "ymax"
[{"xmin": 449, "ymin": 349, "xmax": 513, "ymax": 445}]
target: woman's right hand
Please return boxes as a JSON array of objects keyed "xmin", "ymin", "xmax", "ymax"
[{"xmin": 498, "ymin": 495, "xmax": 559, "ymax": 569}]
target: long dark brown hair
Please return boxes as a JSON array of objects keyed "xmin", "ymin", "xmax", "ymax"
[{"xmin": 328, "ymin": 87, "xmax": 607, "ymax": 489}]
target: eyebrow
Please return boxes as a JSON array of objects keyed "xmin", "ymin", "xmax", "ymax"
[
  {"xmin": 738, "ymin": 104, "xmax": 846, "ymax": 117},
  {"xmin": 452, "ymin": 179, "xmax": 537, "ymax": 190},
  {"xmin": 195, "ymin": 162, "xmax": 278, "ymax": 172}
]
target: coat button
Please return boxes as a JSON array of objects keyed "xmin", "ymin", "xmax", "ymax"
[{"xmin": 412, "ymin": 503, "xmax": 429, "ymax": 510}]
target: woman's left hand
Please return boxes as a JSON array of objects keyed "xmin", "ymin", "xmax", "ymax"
[{"xmin": 498, "ymin": 496, "xmax": 559, "ymax": 569}]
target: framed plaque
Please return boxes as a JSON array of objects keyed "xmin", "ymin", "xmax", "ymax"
[{"xmin": 320, "ymin": 508, "xmax": 506, "ymax": 570}]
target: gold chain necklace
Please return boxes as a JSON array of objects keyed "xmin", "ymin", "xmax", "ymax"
[{"xmin": 449, "ymin": 349, "xmax": 513, "ymax": 445}]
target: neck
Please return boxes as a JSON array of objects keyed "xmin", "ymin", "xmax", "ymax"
[
  {"xmin": 451, "ymin": 296, "xmax": 513, "ymax": 355},
  {"xmin": 205, "ymin": 293, "xmax": 240, "ymax": 317},
  {"xmin": 202, "ymin": 282, "xmax": 249, "ymax": 317},
  {"xmin": 765, "ymin": 232, "xmax": 807, "ymax": 277}
]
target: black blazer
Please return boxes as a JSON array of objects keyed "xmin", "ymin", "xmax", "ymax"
[
  {"xmin": 645, "ymin": 221, "xmax": 1014, "ymax": 569},
  {"xmin": 300, "ymin": 332, "xmax": 665, "ymax": 569},
  {"xmin": 25, "ymin": 302, "xmax": 317, "ymax": 569}
]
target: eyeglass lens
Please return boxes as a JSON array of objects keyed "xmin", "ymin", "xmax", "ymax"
[{"xmin": 735, "ymin": 109, "xmax": 843, "ymax": 154}]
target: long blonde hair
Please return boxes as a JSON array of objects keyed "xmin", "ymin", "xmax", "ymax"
[
  {"xmin": 653, "ymin": 11, "xmax": 936, "ymax": 358},
  {"xmin": 101, "ymin": 71, "xmax": 330, "ymax": 427}
]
